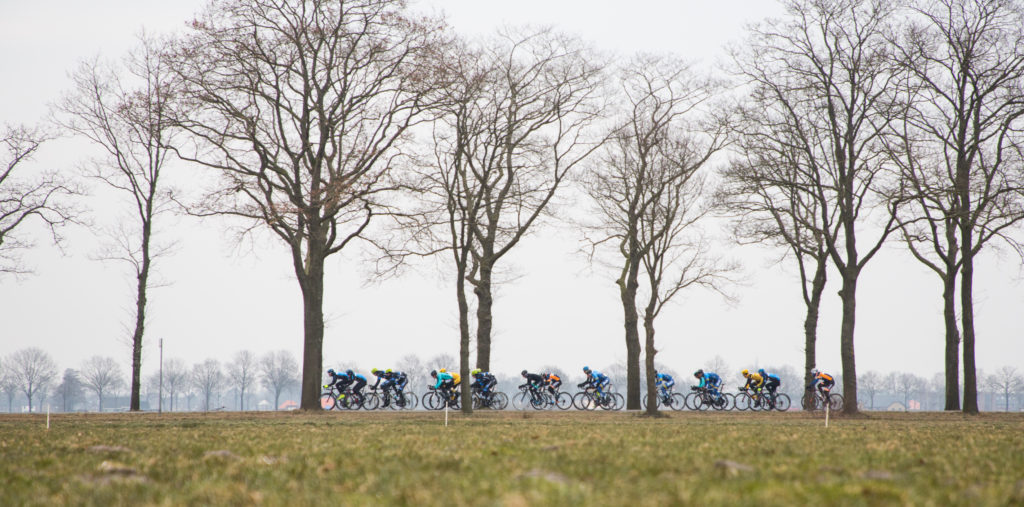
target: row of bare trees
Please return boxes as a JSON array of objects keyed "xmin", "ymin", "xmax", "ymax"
[
  {"xmin": 0, "ymin": 347, "xmax": 300, "ymax": 413},
  {"xmin": 3, "ymin": 0, "xmax": 1022, "ymax": 416},
  {"xmin": 718, "ymin": 0, "xmax": 1024, "ymax": 414}
]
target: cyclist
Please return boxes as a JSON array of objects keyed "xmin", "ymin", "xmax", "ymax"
[
  {"xmin": 542, "ymin": 371, "xmax": 562, "ymax": 397},
  {"xmin": 808, "ymin": 369, "xmax": 835, "ymax": 399},
  {"xmin": 741, "ymin": 369, "xmax": 764, "ymax": 391},
  {"xmin": 431, "ymin": 370, "xmax": 456, "ymax": 406},
  {"xmin": 470, "ymin": 369, "xmax": 497, "ymax": 402},
  {"xmin": 369, "ymin": 368, "xmax": 387, "ymax": 390},
  {"xmin": 347, "ymin": 369, "xmax": 367, "ymax": 403},
  {"xmin": 654, "ymin": 370, "xmax": 675, "ymax": 401},
  {"xmin": 387, "ymin": 369, "xmax": 409, "ymax": 407},
  {"xmin": 325, "ymin": 368, "xmax": 347, "ymax": 391},
  {"xmin": 579, "ymin": 366, "xmax": 611, "ymax": 399},
  {"xmin": 758, "ymin": 368, "xmax": 781, "ymax": 397},
  {"xmin": 521, "ymin": 370, "xmax": 546, "ymax": 404},
  {"xmin": 693, "ymin": 369, "xmax": 723, "ymax": 401}
]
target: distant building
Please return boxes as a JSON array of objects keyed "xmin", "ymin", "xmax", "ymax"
[
  {"xmin": 886, "ymin": 401, "xmax": 906, "ymax": 412},
  {"xmin": 279, "ymin": 400, "xmax": 298, "ymax": 411}
]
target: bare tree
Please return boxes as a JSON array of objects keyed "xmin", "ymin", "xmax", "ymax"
[
  {"xmin": 887, "ymin": 0, "xmax": 1024, "ymax": 414},
  {"xmin": 730, "ymin": 0, "xmax": 903, "ymax": 414},
  {"xmin": 897, "ymin": 373, "xmax": 927, "ymax": 411},
  {"xmin": 53, "ymin": 368, "xmax": 85, "ymax": 413},
  {"xmin": 260, "ymin": 350, "xmax": 299, "ymax": 411},
  {"xmin": 162, "ymin": 358, "xmax": 188, "ymax": 412},
  {"xmin": 987, "ymin": 366, "xmax": 1024, "ymax": 412},
  {"xmin": 395, "ymin": 354, "xmax": 426, "ymax": 389},
  {"xmin": 190, "ymin": 359, "xmax": 224, "ymax": 412},
  {"xmin": 409, "ymin": 28, "xmax": 603, "ymax": 411},
  {"xmin": 55, "ymin": 35, "xmax": 179, "ymax": 412},
  {"xmin": 227, "ymin": 350, "xmax": 258, "ymax": 411},
  {"xmin": 80, "ymin": 356, "xmax": 125, "ymax": 412},
  {"xmin": 167, "ymin": 0, "xmax": 447, "ymax": 410},
  {"xmin": 10, "ymin": 347, "xmax": 58, "ymax": 412},
  {"xmin": 1, "ymin": 125, "xmax": 79, "ymax": 276},
  {"xmin": 860, "ymin": 370, "xmax": 884, "ymax": 409},
  {"xmin": 703, "ymin": 355, "xmax": 731, "ymax": 383},
  {"xmin": 0, "ymin": 357, "xmax": 19, "ymax": 412},
  {"xmin": 584, "ymin": 55, "xmax": 731, "ymax": 413}
]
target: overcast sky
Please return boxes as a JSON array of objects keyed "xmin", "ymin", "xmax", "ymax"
[{"xmin": 1, "ymin": 0, "xmax": 1021, "ymax": 383}]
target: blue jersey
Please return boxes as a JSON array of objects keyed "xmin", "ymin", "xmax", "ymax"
[
  {"xmin": 434, "ymin": 372, "xmax": 453, "ymax": 389},
  {"xmin": 656, "ymin": 373, "xmax": 674, "ymax": 383},
  {"xmin": 699, "ymin": 372, "xmax": 721, "ymax": 388}
]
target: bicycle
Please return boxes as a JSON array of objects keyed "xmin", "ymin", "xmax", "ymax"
[
  {"xmin": 424, "ymin": 385, "xmax": 460, "ymax": 410},
  {"xmin": 734, "ymin": 386, "xmax": 773, "ymax": 411},
  {"xmin": 686, "ymin": 386, "xmax": 732, "ymax": 411},
  {"xmin": 642, "ymin": 382, "xmax": 687, "ymax": 411},
  {"xmin": 801, "ymin": 387, "xmax": 844, "ymax": 411},
  {"xmin": 471, "ymin": 386, "xmax": 509, "ymax": 410},
  {"xmin": 320, "ymin": 384, "xmax": 364, "ymax": 410},
  {"xmin": 513, "ymin": 384, "xmax": 548, "ymax": 410},
  {"xmin": 384, "ymin": 386, "xmax": 418, "ymax": 410},
  {"xmin": 572, "ymin": 385, "xmax": 623, "ymax": 411}
]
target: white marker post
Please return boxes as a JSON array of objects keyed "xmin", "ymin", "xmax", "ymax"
[
  {"xmin": 46, "ymin": 404, "xmax": 50, "ymax": 430},
  {"xmin": 444, "ymin": 401, "xmax": 448, "ymax": 427},
  {"xmin": 825, "ymin": 399, "xmax": 830, "ymax": 428}
]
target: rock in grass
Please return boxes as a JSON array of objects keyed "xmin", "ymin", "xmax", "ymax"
[
  {"xmin": 85, "ymin": 461, "xmax": 149, "ymax": 484},
  {"xmin": 714, "ymin": 460, "xmax": 753, "ymax": 477},
  {"xmin": 88, "ymin": 445, "xmax": 132, "ymax": 454},
  {"xmin": 519, "ymin": 469, "xmax": 570, "ymax": 485},
  {"xmin": 203, "ymin": 450, "xmax": 240, "ymax": 461},
  {"xmin": 863, "ymin": 470, "xmax": 895, "ymax": 480}
]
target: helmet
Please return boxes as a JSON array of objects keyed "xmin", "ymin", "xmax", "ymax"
[
  {"xmin": 471, "ymin": 369, "xmax": 481, "ymax": 376},
  {"xmin": 583, "ymin": 366, "xmax": 591, "ymax": 373},
  {"xmin": 439, "ymin": 368, "xmax": 447, "ymax": 373},
  {"xmin": 346, "ymin": 369, "xmax": 354, "ymax": 377},
  {"xmin": 654, "ymin": 370, "xmax": 659, "ymax": 376},
  {"xmin": 327, "ymin": 368, "xmax": 335, "ymax": 376},
  {"xmin": 430, "ymin": 370, "xmax": 437, "ymax": 377},
  {"xmin": 811, "ymin": 369, "xmax": 819, "ymax": 376},
  {"xmin": 758, "ymin": 368, "xmax": 766, "ymax": 376},
  {"xmin": 521, "ymin": 370, "xmax": 528, "ymax": 377},
  {"xmin": 385, "ymin": 369, "xmax": 392, "ymax": 374},
  {"xmin": 741, "ymin": 369, "xmax": 749, "ymax": 376},
  {"xmin": 371, "ymin": 368, "xmax": 379, "ymax": 374},
  {"xmin": 694, "ymin": 369, "xmax": 704, "ymax": 378}
]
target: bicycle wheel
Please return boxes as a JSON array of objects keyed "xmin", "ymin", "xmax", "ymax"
[
  {"xmin": 489, "ymin": 392, "xmax": 509, "ymax": 410},
  {"xmin": 530, "ymin": 393, "xmax": 547, "ymax": 410},
  {"xmin": 828, "ymin": 393, "xmax": 844, "ymax": 411},
  {"xmin": 362, "ymin": 393, "xmax": 380, "ymax": 411},
  {"xmin": 667, "ymin": 393, "xmax": 685, "ymax": 410},
  {"xmin": 684, "ymin": 392, "xmax": 698, "ymax": 410},
  {"xmin": 403, "ymin": 392, "xmax": 419, "ymax": 410},
  {"xmin": 612, "ymin": 393, "xmax": 625, "ymax": 410},
  {"xmin": 733, "ymin": 392, "xmax": 750, "ymax": 411},
  {"xmin": 711, "ymin": 393, "xmax": 729, "ymax": 411},
  {"xmin": 555, "ymin": 392, "xmax": 572, "ymax": 410},
  {"xmin": 512, "ymin": 391, "xmax": 530, "ymax": 410},
  {"xmin": 773, "ymin": 393, "xmax": 792, "ymax": 411},
  {"xmin": 320, "ymin": 392, "xmax": 337, "ymax": 410},
  {"xmin": 801, "ymin": 392, "xmax": 821, "ymax": 411},
  {"xmin": 423, "ymin": 391, "xmax": 440, "ymax": 410}
]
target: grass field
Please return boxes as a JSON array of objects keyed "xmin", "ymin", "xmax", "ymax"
[{"xmin": 1, "ymin": 410, "xmax": 1022, "ymax": 506}]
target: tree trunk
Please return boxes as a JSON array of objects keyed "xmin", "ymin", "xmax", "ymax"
[
  {"xmin": 130, "ymin": 220, "xmax": 152, "ymax": 411},
  {"xmin": 619, "ymin": 266, "xmax": 642, "ymax": 411},
  {"xmin": 942, "ymin": 272, "xmax": 961, "ymax": 410},
  {"xmin": 643, "ymin": 304, "xmax": 658, "ymax": 416},
  {"xmin": 298, "ymin": 252, "xmax": 326, "ymax": 411},
  {"xmin": 839, "ymin": 270, "xmax": 859, "ymax": 415},
  {"xmin": 803, "ymin": 257, "xmax": 826, "ymax": 410},
  {"xmin": 960, "ymin": 237, "xmax": 979, "ymax": 414},
  {"xmin": 457, "ymin": 252, "xmax": 473, "ymax": 414},
  {"xmin": 474, "ymin": 262, "xmax": 494, "ymax": 372}
]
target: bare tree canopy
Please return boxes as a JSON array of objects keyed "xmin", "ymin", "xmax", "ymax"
[
  {"xmin": 729, "ymin": 0, "xmax": 904, "ymax": 414},
  {"xmin": 56, "ymin": 34, "xmax": 179, "ymax": 412},
  {"xmin": 167, "ymin": 0, "xmax": 448, "ymax": 410},
  {"xmin": 0, "ymin": 125, "xmax": 79, "ymax": 276},
  {"xmin": 227, "ymin": 350, "xmax": 258, "ymax": 410},
  {"xmin": 986, "ymin": 366, "xmax": 1024, "ymax": 412},
  {"xmin": 887, "ymin": 0, "xmax": 1024, "ymax": 413},
  {"xmin": 190, "ymin": 358, "xmax": 224, "ymax": 412},
  {"xmin": 260, "ymin": 350, "xmax": 299, "ymax": 410},
  {"xmin": 582, "ymin": 54, "xmax": 730, "ymax": 412},
  {"xmin": 80, "ymin": 356, "xmax": 126, "ymax": 412},
  {"xmin": 9, "ymin": 347, "xmax": 58, "ymax": 412}
]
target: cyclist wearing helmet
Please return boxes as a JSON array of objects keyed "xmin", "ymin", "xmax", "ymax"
[
  {"xmin": 579, "ymin": 366, "xmax": 611, "ymax": 396},
  {"xmin": 808, "ymin": 369, "xmax": 834, "ymax": 397},
  {"xmin": 542, "ymin": 371, "xmax": 562, "ymax": 396},
  {"xmin": 758, "ymin": 368, "xmax": 781, "ymax": 396},
  {"xmin": 741, "ymin": 369, "xmax": 765, "ymax": 393},
  {"xmin": 369, "ymin": 368, "xmax": 387, "ymax": 390},
  {"xmin": 432, "ymin": 369, "xmax": 455, "ymax": 403},
  {"xmin": 348, "ymin": 369, "xmax": 368, "ymax": 401},
  {"xmin": 693, "ymin": 369, "xmax": 723, "ymax": 400},
  {"xmin": 470, "ymin": 369, "xmax": 497, "ymax": 398},
  {"xmin": 325, "ymin": 368, "xmax": 347, "ymax": 391},
  {"xmin": 521, "ymin": 370, "xmax": 545, "ymax": 391},
  {"xmin": 655, "ymin": 370, "xmax": 675, "ymax": 391}
]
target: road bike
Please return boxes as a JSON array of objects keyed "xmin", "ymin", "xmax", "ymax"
[
  {"xmin": 572, "ymin": 385, "xmax": 624, "ymax": 411},
  {"xmin": 471, "ymin": 386, "xmax": 509, "ymax": 410},
  {"xmin": 319, "ymin": 384, "xmax": 365, "ymax": 410},
  {"xmin": 686, "ymin": 386, "xmax": 732, "ymax": 411},
  {"xmin": 641, "ymin": 382, "xmax": 687, "ymax": 411},
  {"xmin": 801, "ymin": 387, "xmax": 844, "ymax": 411}
]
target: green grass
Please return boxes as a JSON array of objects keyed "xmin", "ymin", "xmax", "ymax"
[{"xmin": 1, "ymin": 410, "xmax": 1022, "ymax": 506}]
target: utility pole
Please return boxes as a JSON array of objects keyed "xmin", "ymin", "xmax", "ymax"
[{"xmin": 158, "ymin": 338, "xmax": 163, "ymax": 414}]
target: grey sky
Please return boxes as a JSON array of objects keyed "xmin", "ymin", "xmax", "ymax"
[{"xmin": 1, "ymin": 0, "xmax": 1021, "ymax": 382}]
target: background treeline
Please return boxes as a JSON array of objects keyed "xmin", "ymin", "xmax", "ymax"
[
  {"xmin": 2, "ymin": 346, "xmax": 1022, "ymax": 413},
  {"xmin": 2, "ymin": 0, "xmax": 1023, "ymax": 415}
]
